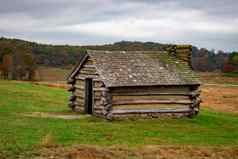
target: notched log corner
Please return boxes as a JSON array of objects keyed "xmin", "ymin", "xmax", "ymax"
[
  {"xmin": 69, "ymin": 95, "xmax": 76, "ymax": 101},
  {"xmin": 68, "ymin": 102, "xmax": 75, "ymax": 109},
  {"xmin": 67, "ymin": 79, "xmax": 76, "ymax": 84},
  {"xmin": 68, "ymin": 86, "xmax": 76, "ymax": 92}
]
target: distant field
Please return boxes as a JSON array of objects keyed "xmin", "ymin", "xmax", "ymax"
[
  {"xmin": 34, "ymin": 66, "xmax": 72, "ymax": 82},
  {"xmin": 0, "ymin": 80, "xmax": 238, "ymax": 158},
  {"xmin": 199, "ymin": 72, "xmax": 238, "ymax": 85}
]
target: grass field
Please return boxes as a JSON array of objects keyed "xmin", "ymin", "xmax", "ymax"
[
  {"xmin": 0, "ymin": 80, "xmax": 238, "ymax": 158},
  {"xmin": 223, "ymin": 72, "xmax": 238, "ymax": 77}
]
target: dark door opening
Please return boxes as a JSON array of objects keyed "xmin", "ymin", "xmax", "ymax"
[{"xmin": 85, "ymin": 78, "xmax": 93, "ymax": 114}]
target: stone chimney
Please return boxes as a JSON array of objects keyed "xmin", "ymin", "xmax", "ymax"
[{"xmin": 167, "ymin": 44, "xmax": 192, "ymax": 67}]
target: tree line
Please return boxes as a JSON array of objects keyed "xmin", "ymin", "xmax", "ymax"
[
  {"xmin": 0, "ymin": 37, "xmax": 237, "ymax": 81},
  {"xmin": 0, "ymin": 43, "xmax": 36, "ymax": 80},
  {"xmin": 192, "ymin": 47, "xmax": 238, "ymax": 72}
]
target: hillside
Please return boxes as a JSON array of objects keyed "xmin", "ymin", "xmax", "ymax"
[
  {"xmin": 0, "ymin": 38, "xmax": 170, "ymax": 67},
  {"xmin": 0, "ymin": 37, "xmax": 86, "ymax": 67},
  {"xmin": 0, "ymin": 37, "xmax": 237, "ymax": 72}
]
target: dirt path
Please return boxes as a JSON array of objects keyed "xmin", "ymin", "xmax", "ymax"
[{"xmin": 23, "ymin": 112, "xmax": 89, "ymax": 120}]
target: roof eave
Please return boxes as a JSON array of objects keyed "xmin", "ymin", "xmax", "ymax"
[
  {"xmin": 66, "ymin": 53, "xmax": 89, "ymax": 81},
  {"xmin": 107, "ymin": 83, "xmax": 202, "ymax": 88}
]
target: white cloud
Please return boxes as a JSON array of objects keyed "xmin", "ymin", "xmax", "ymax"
[
  {"xmin": 0, "ymin": 0, "xmax": 238, "ymax": 51},
  {"xmin": 56, "ymin": 7, "xmax": 238, "ymax": 40}
]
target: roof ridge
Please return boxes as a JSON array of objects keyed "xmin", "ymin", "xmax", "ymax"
[{"xmin": 87, "ymin": 50, "xmax": 167, "ymax": 53}]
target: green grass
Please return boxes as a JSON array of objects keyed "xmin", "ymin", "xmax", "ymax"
[
  {"xmin": 0, "ymin": 80, "xmax": 238, "ymax": 158},
  {"xmin": 223, "ymin": 72, "xmax": 238, "ymax": 77}
]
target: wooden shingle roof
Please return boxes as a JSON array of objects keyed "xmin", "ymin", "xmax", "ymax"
[{"xmin": 85, "ymin": 50, "xmax": 201, "ymax": 87}]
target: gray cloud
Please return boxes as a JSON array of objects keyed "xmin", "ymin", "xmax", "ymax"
[{"xmin": 0, "ymin": 0, "xmax": 237, "ymax": 51}]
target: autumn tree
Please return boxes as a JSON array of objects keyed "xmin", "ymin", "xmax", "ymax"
[
  {"xmin": 23, "ymin": 53, "xmax": 36, "ymax": 80},
  {"xmin": 1, "ymin": 53, "xmax": 13, "ymax": 79},
  {"xmin": 9, "ymin": 45, "xmax": 37, "ymax": 81},
  {"xmin": 229, "ymin": 52, "xmax": 238, "ymax": 66}
]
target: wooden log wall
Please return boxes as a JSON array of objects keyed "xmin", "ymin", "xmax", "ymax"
[
  {"xmin": 92, "ymin": 83, "xmax": 108, "ymax": 116},
  {"xmin": 68, "ymin": 57, "xmax": 108, "ymax": 116},
  {"xmin": 108, "ymin": 85, "xmax": 201, "ymax": 118}
]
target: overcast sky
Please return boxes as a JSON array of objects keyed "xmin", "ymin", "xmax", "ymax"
[{"xmin": 0, "ymin": 0, "xmax": 237, "ymax": 51}]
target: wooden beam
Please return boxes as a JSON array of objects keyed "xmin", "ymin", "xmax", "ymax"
[
  {"xmin": 83, "ymin": 64, "xmax": 96, "ymax": 68},
  {"xmin": 67, "ymin": 79, "xmax": 75, "ymax": 84},
  {"xmin": 76, "ymin": 74, "xmax": 99, "ymax": 79},
  {"xmin": 112, "ymin": 104, "xmax": 189, "ymax": 110},
  {"xmin": 111, "ymin": 86, "xmax": 190, "ymax": 94},
  {"xmin": 94, "ymin": 88, "xmax": 109, "ymax": 91},
  {"xmin": 112, "ymin": 95, "xmax": 190, "ymax": 101},
  {"xmin": 75, "ymin": 76, "xmax": 101, "ymax": 81},
  {"xmin": 79, "ymin": 70, "xmax": 98, "ymax": 75},
  {"xmin": 75, "ymin": 85, "xmax": 85, "ymax": 90},
  {"xmin": 68, "ymin": 86, "xmax": 76, "ymax": 92},
  {"xmin": 112, "ymin": 99, "xmax": 192, "ymax": 105},
  {"xmin": 110, "ymin": 108, "xmax": 192, "ymax": 115},
  {"xmin": 111, "ymin": 92, "xmax": 192, "ymax": 96}
]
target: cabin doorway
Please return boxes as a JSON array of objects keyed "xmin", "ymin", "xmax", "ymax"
[{"xmin": 85, "ymin": 78, "xmax": 93, "ymax": 114}]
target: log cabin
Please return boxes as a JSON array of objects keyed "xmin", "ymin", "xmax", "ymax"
[{"xmin": 67, "ymin": 45, "xmax": 201, "ymax": 119}]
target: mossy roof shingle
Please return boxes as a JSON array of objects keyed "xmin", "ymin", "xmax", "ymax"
[{"xmin": 86, "ymin": 50, "xmax": 201, "ymax": 87}]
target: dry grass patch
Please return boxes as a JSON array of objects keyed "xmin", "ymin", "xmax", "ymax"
[
  {"xmin": 40, "ymin": 134, "xmax": 56, "ymax": 147},
  {"xmin": 201, "ymin": 85, "xmax": 238, "ymax": 113},
  {"xmin": 33, "ymin": 81, "xmax": 69, "ymax": 89},
  {"xmin": 199, "ymin": 72, "xmax": 238, "ymax": 85},
  {"xmin": 34, "ymin": 145, "xmax": 238, "ymax": 159}
]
